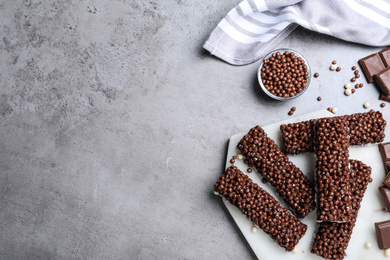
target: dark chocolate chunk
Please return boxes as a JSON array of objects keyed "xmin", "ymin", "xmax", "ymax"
[
  {"xmin": 379, "ymin": 142, "xmax": 390, "ymax": 172},
  {"xmin": 214, "ymin": 165, "xmax": 307, "ymax": 251},
  {"xmin": 384, "ymin": 173, "xmax": 390, "ymax": 189},
  {"xmin": 358, "ymin": 53, "xmax": 386, "ymax": 83},
  {"xmin": 379, "ymin": 186, "xmax": 390, "ymax": 213},
  {"xmin": 374, "ymin": 67, "xmax": 390, "ymax": 96},
  {"xmin": 237, "ymin": 125, "xmax": 316, "ymax": 218},
  {"xmin": 379, "ymin": 47, "xmax": 390, "ymax": 67},
  {"xmin": 375, "ymin": 220, "xmax": 390, "ymax": 249},
  {"xmin": 379, "ymin": 92, "xmax": 390, "ymax": 102}
]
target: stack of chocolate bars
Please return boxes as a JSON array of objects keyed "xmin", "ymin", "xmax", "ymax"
[
  {"xmin": 214, "ymin": 110, "xmax": 387, "ymax": 260},
  {"xmin": 359, "ymin": 47, "xmax": 390, "ymax": 102}
]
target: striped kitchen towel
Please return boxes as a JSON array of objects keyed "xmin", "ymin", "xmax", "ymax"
[{"xmin": 203, "ymin": 0, "xmax": 390, "ymax": 65}]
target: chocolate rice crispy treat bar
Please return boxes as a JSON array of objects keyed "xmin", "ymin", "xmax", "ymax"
[
  {"xmin": 214, "ymin": 165, "xmax": 307, "ymax": 251},
  {"xmin": 237, "ymin": 125, "xmax": 315, "ymax": 219},
  {"xmin": 280, "ymin": 110, "xmax": 386, "ymax": 155},
  {"xmin": 311, "ymin": 160, "xmax": 372, "ymax": 260},
  {"xmin": 315, "ymin": 117, "xmax": 352, "ymax": 222}
]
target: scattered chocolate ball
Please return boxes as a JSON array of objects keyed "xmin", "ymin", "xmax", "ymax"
[
  {"xmin": 355, "ymin": 84, "xmax": 359, "ymax": 89},
  {"xmin": 317, "ymin": 96, "xmax": 322, "ymax": 101},
  {"xmin": 363, "ymin": 102, "xmax": 370, "ymax": 108},
  {"xmin": 330, "ymin": 64, "xmax": 337, "ymax": 71},
  {"xmin": 354, "ymin": 70, "xmax": 359, "ymax": 75},
  {"xmin": 331, "ymin": 107, "xmax": 338, "ymax": 114},
  {"xmin": 359, "ymin": 83, "xmax": 364, "ymax": 88},
  {"xmin": 351, "ymin": 77, "xmax": 356, "ymax": 82},
  {"xmin": 247, "ymin": 168, "xmax": 252, "ymax": 173},
  {"xmin": 288, "ymin": 111, "xmax": 294, "ymax": 116},
  {"xmin": 356, "ymin": 74, "xmax": 360, "ymax": 78},
  {"xmin": 352, "ymin": 89, "xmax": 356, "ymax": 93},
  {"xmin": 381, "ymin": 103, "xmax": 386, "ymax": 107},
  {"xmin": 291, "ymin": 106, "xmax": 296, "ymax": 111},
  {"xmin": 332, "ymin": 60, "xmax": 337, "ymax": 64},
  {"xmin": 352, "ymin": 66, "xmax": 357, "ymax": 70},
  {"xmin": 327, "ymin": 107, "xmax": 332, "ymax": 112},
  {"xmin": 344, "ymin": 83, "xmax": 351, "ymax": 89},
  {"xmin": 336, "ymin": 67, "xmax": 341, "ymax": 72},
  {"xmin": 230, "ymin": 158, "xmax": 235, "ymax": 164},
  {"xmin": 345, "ymin": 89, "xmax": 352, "ymax": 96},
  {"xmin": 314, "ymin": 72, "xmax": 319, "ymax": 78}
]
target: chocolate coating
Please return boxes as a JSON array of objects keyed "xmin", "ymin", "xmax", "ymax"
[
  {"xmin": 281, "ymin": 111, "xmax": 386, "ymax": 155},
  {"xmin": 214, "ymin": 165, "xmax": 307, "ymax": 251},
  {"xmin": 315, "ymin": 117, "xmax": 352, "ymax": 222},
  {"xmin": 311, "ymin": 160, "xmax": 372, "ymax": 259},
  {"xmin": 237, "ymin": 125, "xmax": 315, "ymax": 218}
]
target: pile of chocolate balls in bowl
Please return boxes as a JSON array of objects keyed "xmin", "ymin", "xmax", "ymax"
[{"xmin": 258, "ymin": 49, "xmax": 311, "ymax": 100}]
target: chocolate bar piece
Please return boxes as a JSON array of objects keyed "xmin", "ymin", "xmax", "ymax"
[
  {"xmin": 311, "ymin": 160, "xmax": 372, "ymax": 260},
  {"xmin": 379, "ymin": 186, "xmax": 390, "ymax": 213},
  {"xmin": 280, "ymin": 110, "xmax": 386, "ymax": 155},
  {"xmin": 359, "ymin": 53, "xmax": 386, "ymax": 83},
  {"xmin": 384, "ymin": 173, "xmax": 390, "ymax": 189},
  {"xmin": 379, "ymin": 142, "xmax": 390, "ymax": 172},
  {"xmin": 379, "ymin": 47, "xmax": 390, "ymax": 67},
  {"xmin": 237, "ymin": 125, "xmax": 315, "ymax": 218},
  {"xmin": 380, "ymin": 92, "xmax": 390, "ymax": 102},
  {"xmin": 315, "ymin": 117, "xmax": 352, "ymax": 222},
  {"xmin": 214, "ymin": 165, "xmax": 307, "ymax": 251},
  {"xmin": 375, "ymin": 220, "xmax": 390, "ymax": 249},
  {"xmin": 280, "ymin": 120, "xmax": 315, "ymax": 155},
  {"xmin": 374, "ymin": 67, "xmax": 390, "ymax": 96}
]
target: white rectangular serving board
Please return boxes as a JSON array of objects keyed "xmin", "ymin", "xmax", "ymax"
[{"xmin": 223, "ymin": 109, "xmax": 390, "ymax": 260}]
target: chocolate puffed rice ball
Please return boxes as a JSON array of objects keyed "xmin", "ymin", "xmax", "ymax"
[{"xmin": 259, "ymin": 50, "xmax": 310, "ymax": 99}]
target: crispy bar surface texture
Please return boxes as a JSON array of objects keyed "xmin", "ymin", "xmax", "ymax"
[
  {"xmin": 214, "ymin": 165, "xmax": 307, "ymax": 251},
  {"xmin": 311, "ymin": 160, "xmax": 372, "ymax": 260},
  {"xmin": 237, "ymin": 125, "xmax": 315, "ymax": 218},
  {"xmin": 315, "ymin": 117, "xmax": 352, "ymax": 222},
  {"xmin": 280, "ymin": 110, "xmax": 386, "ymax": 155}
]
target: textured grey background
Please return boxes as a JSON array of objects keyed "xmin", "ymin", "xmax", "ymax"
[{"xmin": 0, "ymin": 1, "xmax": 389, "ymax": 259}]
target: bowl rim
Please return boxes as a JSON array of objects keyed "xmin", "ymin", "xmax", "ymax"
[{"xmin": 257, "ymin": 48, "xmax": 311, "ymax": 101}]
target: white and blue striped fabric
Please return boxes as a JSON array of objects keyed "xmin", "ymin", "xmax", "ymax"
[{"xmin": 204, "ymin": 0, "xmax": 390, "ymax": 65}]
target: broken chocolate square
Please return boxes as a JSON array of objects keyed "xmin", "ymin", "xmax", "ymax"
[
  {"xmin": 359, "ymin": 53, "xmax": 386, "ymax": 83},
  {"xmin": 374, "ymin": 67, "xmax": 390, "ymax": 96},
  {"xmin": 384, "ymin": 173, "xmax": 390, "ymax": 189},
  {"xmin": 379, "ymin": 186, "xmax": 390, "ymax": 213},
  {"xmin": 379, "ymin": 142, "xmax": 390, "ymax": 172},
  {"xmin": 379, "ymin": 47, "xmax": 390, "ymax": 67},
  {"xmin": 375, "ymin": 220, "xmax": 390, "ymax": 249}
]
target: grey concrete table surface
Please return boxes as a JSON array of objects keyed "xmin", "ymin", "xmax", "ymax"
[{"xmin": 0, "ymin": 1, "xmax": 389, "ymax": 260}]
